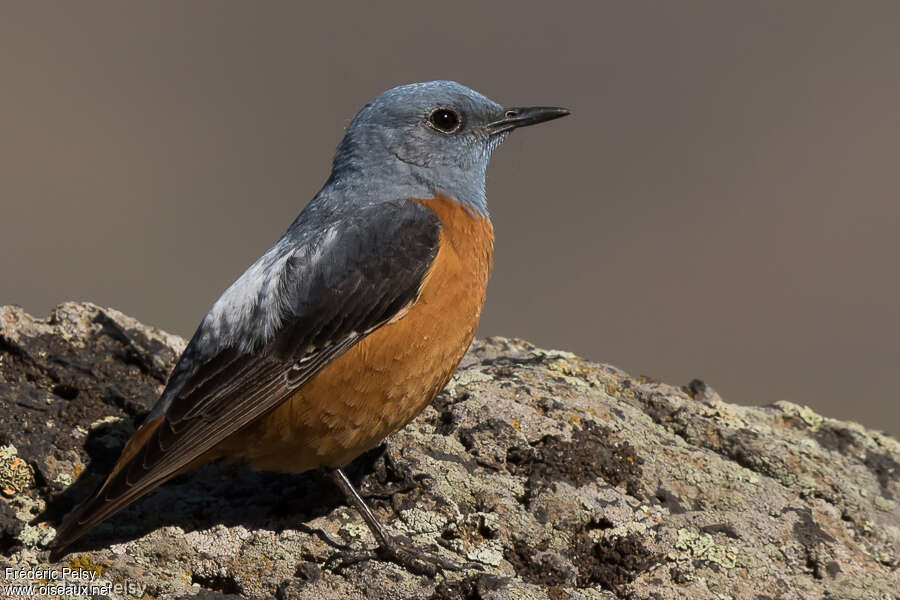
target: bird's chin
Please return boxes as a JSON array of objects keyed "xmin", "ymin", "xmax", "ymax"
[{"xmin": 486, "ymin": 132, "xmax": 509, "ymax": 154}]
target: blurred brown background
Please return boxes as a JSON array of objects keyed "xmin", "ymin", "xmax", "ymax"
[{"xmin": 2, "ymin": 2, "xmax": 898, "ymax": 434}]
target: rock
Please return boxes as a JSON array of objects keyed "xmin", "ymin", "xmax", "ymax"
[{"xmin": 0, "ymin": 302, "xmax": 897, "ymax": 599}]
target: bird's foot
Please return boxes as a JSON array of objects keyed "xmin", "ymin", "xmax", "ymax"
[{"xmin": 324, "ymin": 534, "xmax": 481, "ymax": 577}]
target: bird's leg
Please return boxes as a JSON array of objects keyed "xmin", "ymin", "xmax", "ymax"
[{"xmin": 323, "ymin": 467, "xmax": 478, "ymax": 576}]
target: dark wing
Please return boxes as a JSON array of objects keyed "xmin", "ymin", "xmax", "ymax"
[{"xmin": 50, "ymin": 199, "xmax": 441, "ymax": 557}]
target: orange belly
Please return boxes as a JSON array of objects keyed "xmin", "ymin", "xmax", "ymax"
[{"xmin": 211, "ymin": 196, "xmax": 494, "ymax": 472}]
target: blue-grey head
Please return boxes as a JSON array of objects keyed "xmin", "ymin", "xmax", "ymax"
[{"xmin": 325, "ymin": 81, "xmax": 569, "ymax": 216}]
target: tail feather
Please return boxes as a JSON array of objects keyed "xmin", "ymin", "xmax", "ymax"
[{"xmin": 49, "ymin": 415, "xmax": 167, "ymax": 560}]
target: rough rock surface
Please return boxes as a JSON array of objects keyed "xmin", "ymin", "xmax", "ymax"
[{"xmin": 0, "ymin": 302, "xmax": 897, "ymax": 600}]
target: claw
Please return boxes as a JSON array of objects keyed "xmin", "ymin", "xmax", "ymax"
[
  {"xmin": 323, "ymin": 467, "xmax": 482, "ymax": 576},
  {"xmin": 323, "ymin": 547, "xmax": 379, "ymax": 573},
  {"xmin": 324, "ymin": 534, "xmax": 481, "ymax": 576}
]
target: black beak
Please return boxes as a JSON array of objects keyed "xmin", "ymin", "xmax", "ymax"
[{"xmin": 485, "ymin": 106, "xmax": 570, "ymax": 135}]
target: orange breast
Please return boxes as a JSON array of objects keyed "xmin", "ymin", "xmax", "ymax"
[{"xmin": 215, "ymin": 195, "xmax": 494, "ymax": 472}]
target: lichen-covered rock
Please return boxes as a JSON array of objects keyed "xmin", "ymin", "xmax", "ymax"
[{"xmin": 1, "ymin": 302, "xmax": 897, "ymax": 599}]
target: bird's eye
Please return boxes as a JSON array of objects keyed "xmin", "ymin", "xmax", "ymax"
[{"xmin": 428, "ymin": 107, "xmax": 462, "ymax": 133}]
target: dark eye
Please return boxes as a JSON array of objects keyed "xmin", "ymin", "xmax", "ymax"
[{"xmin": 428, "ymin": 107, "xmax": 461, "ymax": 133}]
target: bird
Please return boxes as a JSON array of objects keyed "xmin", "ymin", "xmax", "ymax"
[{"xmin": 49, "ymin": 80, "xmax": 569, "ymax": 573}]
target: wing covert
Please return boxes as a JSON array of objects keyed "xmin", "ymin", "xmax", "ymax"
[{"xmin": 51, "ymin": 199, "xmax": 442, "ymax": 553}]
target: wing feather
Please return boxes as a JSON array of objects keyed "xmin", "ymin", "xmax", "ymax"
[{"xmin": 50, "ymin": 199, "xmax": 441, "ymax": 557}]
